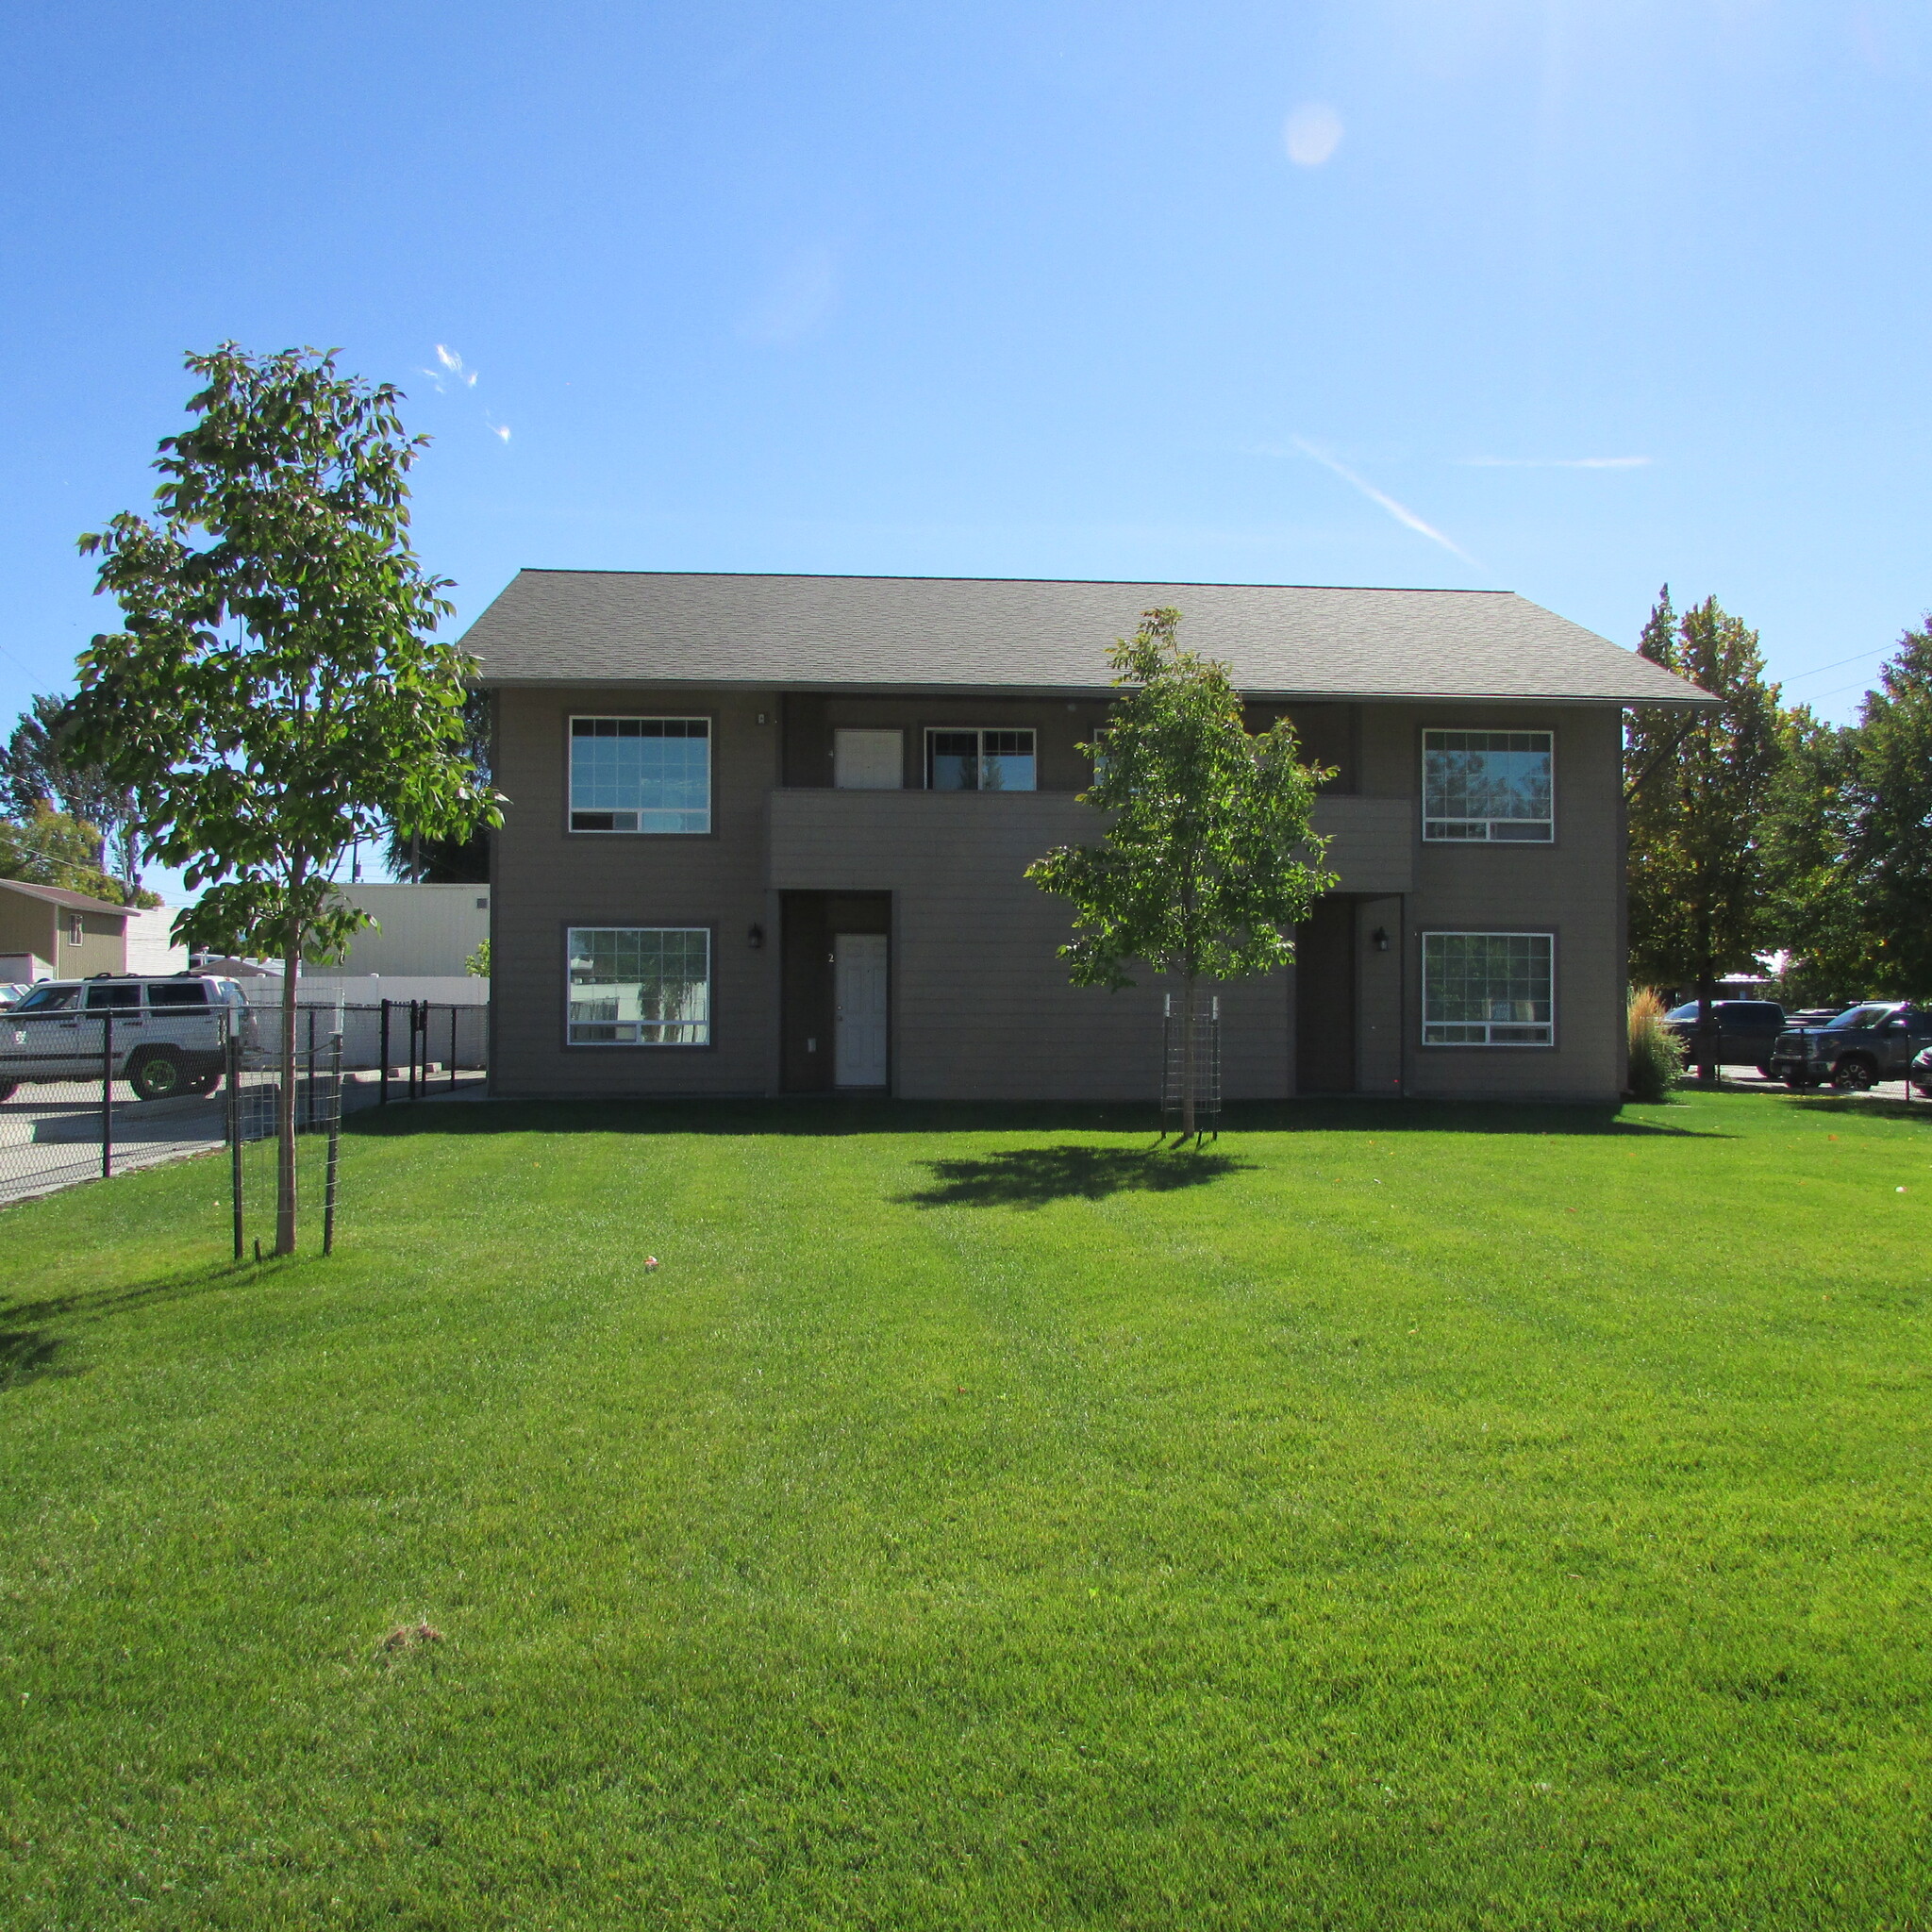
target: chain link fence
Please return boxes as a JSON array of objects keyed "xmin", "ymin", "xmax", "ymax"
[{"xmin": 0, "ymin": 1001, "xmax": 487, "ymax": 1245}]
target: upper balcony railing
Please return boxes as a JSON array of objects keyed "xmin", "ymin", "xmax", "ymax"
[{"xmin": 765, "ymin": 790, "xmax": 1413, "ymax": 895}]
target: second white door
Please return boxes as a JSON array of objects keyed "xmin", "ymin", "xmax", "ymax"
[{"xmin": 834, "ymin": 933, "xmax": 889, "ymax": 1088}]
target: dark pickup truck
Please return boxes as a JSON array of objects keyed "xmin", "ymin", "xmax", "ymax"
[
  {"xmin": 1663, "ymin": 999, "xmax": 1787, "ymax": 1074},
  {"xmin": 1767, "ymin": 1003, "xmax": 1932, "ymax": 1091}
]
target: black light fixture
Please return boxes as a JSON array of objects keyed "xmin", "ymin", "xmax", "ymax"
[
  {"xmin": 1372, "ymin": 927, "xmax": 1391, "ymax": 953},
  {"xmin": 747, "ymin": 923, "xmax": 765, "ymax": 951}
]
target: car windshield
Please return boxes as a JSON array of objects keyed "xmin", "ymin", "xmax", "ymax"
[
  {"xmin": 12, "ymin": 985, "xmax": 78, "ymax": 1012},
  {"xmin": 1825, "ymin": 1005, "xmax": 1892, "ymax": 1030}
]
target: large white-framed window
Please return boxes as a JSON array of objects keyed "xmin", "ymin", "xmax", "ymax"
[
  {"xmin": 924, "ymin": 727, "xmax": 1037, "ymax": 791},
  {"xmin": 1423, "ymin": 730, "xmax": 1553, "ymax": 841},
  {"xmin": 570, "ymin": 717, "xmax": 710, "ymax": 833},
  {"xmin": 566, "ymin": 927, "xmax": 711, "ymax": 1045},
  {"xmin": 1422, "ymin": 932, "xmax": 1554, "ymax": 1046}
]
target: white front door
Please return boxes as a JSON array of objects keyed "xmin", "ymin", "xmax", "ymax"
[{"xmin": 834, "ymin": 933, "xmax": 889, "ymax": 1088}]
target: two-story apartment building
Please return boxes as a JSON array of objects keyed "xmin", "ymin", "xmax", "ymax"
[{"xmin": 464, "ymin": 572, "xmax": 1708, "ymax": 1105}]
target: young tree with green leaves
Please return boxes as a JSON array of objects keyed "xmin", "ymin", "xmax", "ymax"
[
  {"xmin": 1624, "ymin": 587, "xmax": 1785, "ymax": 1080},
  {"xmin": 71, "ymin": 343, "xmax": 501, "ymax": 1255},
  {"xmin": 1026, "ymin": 608, "xmax": 1336, "ymax": 1137}
]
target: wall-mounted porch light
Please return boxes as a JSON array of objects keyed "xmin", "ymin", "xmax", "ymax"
[
  {"xmin": 747, "ymin": 923, "xmax": 765, "ymax": 951},
  {"xmin": 1372, "ymin": 927, "xmax": 1391, "ymax": 953}
]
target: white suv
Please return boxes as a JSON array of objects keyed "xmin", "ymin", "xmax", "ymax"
[{"xmin": 0, "ymin": 974, "xmax": 256, "ymax": 1103}]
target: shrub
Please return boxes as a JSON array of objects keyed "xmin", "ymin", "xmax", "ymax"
[{"xmin": 1627, "ymin": 987, "xmax": 1686, "ymax": 1102}]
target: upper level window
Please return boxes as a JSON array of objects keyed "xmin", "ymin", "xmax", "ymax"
[
  {"xmin": 1423, "ymin": 730, "xmax": 1552, "ymax": 841},
  {"xmin": 570, "ymin": 718, "xmax": 710, "ymax": 833},
  {"xmin": 925, "ymin": 727, "xmax": 1036, "ymax": 791}
]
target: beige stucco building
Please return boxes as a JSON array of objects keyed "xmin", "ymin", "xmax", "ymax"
[
  {"xmin": 0, "ymin": 876, "xmax": 129, "ymax": 984},
  {"xmin": 465, "ymin": 573, "xmax": 1708, "ymax": 1105}
]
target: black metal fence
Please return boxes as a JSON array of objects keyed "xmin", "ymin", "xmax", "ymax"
[{"xmin": 0, "ymin": 1003, "xmax": 487, "ymax": 1241}]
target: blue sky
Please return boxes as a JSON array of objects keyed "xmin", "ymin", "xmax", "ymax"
[{"xmin": 2, "ymin": 3, "xmax": 1926, "ymax": 891}]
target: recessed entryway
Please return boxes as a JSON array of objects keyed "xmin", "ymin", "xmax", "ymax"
[{"xmin": 780, "ymin": 891, "xmax": 891, "ymax": 1092}]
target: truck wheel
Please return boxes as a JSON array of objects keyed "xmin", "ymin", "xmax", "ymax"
[
  {"xmin": 129, "ymin": 1048, "xmax": 187, "ymax": 1101},
  {"xmin": 186, "ymin": 1071, "xmax": 221, "ymax": 1097},
  {"xmin": 0, "ymin": 1080, "xmax": 16, "ymax": 1104},
  {"xmin": 1832, "ymin": 1057, "xmax": 1877, "ymax": 1092}
]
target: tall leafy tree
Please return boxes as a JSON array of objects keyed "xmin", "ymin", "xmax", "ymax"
[
  {"xmin": 1758, "ymin": 702, "xmax": 1866, "ymax": 1005},
  {"xmin": 71, "ymin": 343, "xmax": 501, "ymax": 1255},
  {"xmin": 0, "ymin": 800, "xmax": 152, "ymax": 906},
  {"xmin": 1624, "ymin": 588, "xmax": 1785, "ymax": 1079},
  {"xmin": 1026, "ymin": 608, "xmax": 1335, "ymax": 1136},
  {"xmin": 3, "ymin": 691, "xmax": 145, "ymax": 898},
  {"xmin": 384, "ymin": 688, "xmax": 493, "ymax": 882},
  {"xmin": 1840, "ymin": 625, "xmax": 1932, "ymax": 995}
]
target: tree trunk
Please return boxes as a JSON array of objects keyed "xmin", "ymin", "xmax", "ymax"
[
  {"xmin": 275, "ymin": 926, "xmax": 300, "ymax": 1255},
  {"xmin": 1179, "ymin": 974, "xmax": 1198, "ymax": 1140}
]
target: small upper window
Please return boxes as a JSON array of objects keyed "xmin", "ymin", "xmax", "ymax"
[
  {"xmin": 1424, "ymin": 730, "xmax": 1553, "ymax": 842},
  {"xmin": 925, "ymin": 727, "xmax": 1037, "ymax": 791},
  {"xmin": 570, "ymin": 718, "xmax": 710, "ymax": 833},
  {"xmin": 83, "ymin": 982, "xmax": 142, "ymax": 1009}
]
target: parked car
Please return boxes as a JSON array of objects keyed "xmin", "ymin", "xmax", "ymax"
[
  {"xmin": 1767, "ymin": 1003, "xmax": 1932, "ymax": 1091},
  {"xmin": 1912, "ymin": 1043, "xmax": 1932, "ymax": 1101},
  {"xmin": 0, "ymin": 983, "xmax": 31, "ymax": 1012},
  {"xmin": 1662, "ymin": 999, "xmax": 1787, "ymax": 1074},
  {"xmin": 0, "ymin": 974, "xmax": 257, "ymax": 1103}
]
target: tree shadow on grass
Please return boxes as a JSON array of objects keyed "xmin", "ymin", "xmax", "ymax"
[
  {"xmin": 0, "ymin": 1259, "xmax": 262, "ymax": 1343},
  {"xmin": 0, "ymin": 1326, "xmax": 79, "ymax": 1391},
  {"xmin": 899, "ymin": 1143, "xmax": 1254, "ymax": 1209}
]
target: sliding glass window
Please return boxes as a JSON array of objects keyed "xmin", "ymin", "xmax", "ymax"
[{"xmin": 924, "ymin": 727, "xmax": 1036, "ymax": 791}]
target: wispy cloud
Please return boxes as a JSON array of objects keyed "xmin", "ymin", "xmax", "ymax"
[
  {"xmin": 1286, "ymin": 438, "xmax": 1480, "ymax": 566},
  {"xmin": 738, "ymin": 246, "xmax": 840, "ymax": 345},
  {"xmin": 1457, "ymin": 455, "xmax": 1652, "ymax": 469},
  {"xmin": 417, "ymin": 344, "xmax": 509, "ymax": 444},
  {"xmin": 422, "ymin": 343, "xmax": 478, "ymax": 392},
  {"xmin": 1282, "ymin": 101, "xmax": 1343, "ymax": 167}
]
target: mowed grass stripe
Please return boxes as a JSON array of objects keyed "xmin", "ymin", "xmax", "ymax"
[{"xmin": 0, "ymin": 1090, "xmax": 1927, "ymax": 1928}]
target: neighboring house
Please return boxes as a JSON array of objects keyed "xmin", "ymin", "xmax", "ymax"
[
  {"xmin": 322, "ymin": 883, "xmax": 491, "ymax": 977},
  {"xmin": 125, "ymin": 904, "xmax": 191, "ymax": 976},
  {"xmin": 464, "ymin": 572, "xmax": 1710, "ymax": 1105},
  {"xmin": 0, "ymin": 876, "xmax": 129, "ymax": 983}
]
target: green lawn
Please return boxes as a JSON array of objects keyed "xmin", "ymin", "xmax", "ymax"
[{"xmin": 3, "ymin": 1091, "xmax": 1929, "ymax": 1929}]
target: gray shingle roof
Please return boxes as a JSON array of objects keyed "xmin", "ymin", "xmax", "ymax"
[
  {"xmin": 461, "ymin": 571, "xmax": 1711, "ymax": 706},
  {"xmin": 0, "ymin": 876, "xmax": 131, "ymax": 917}
]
